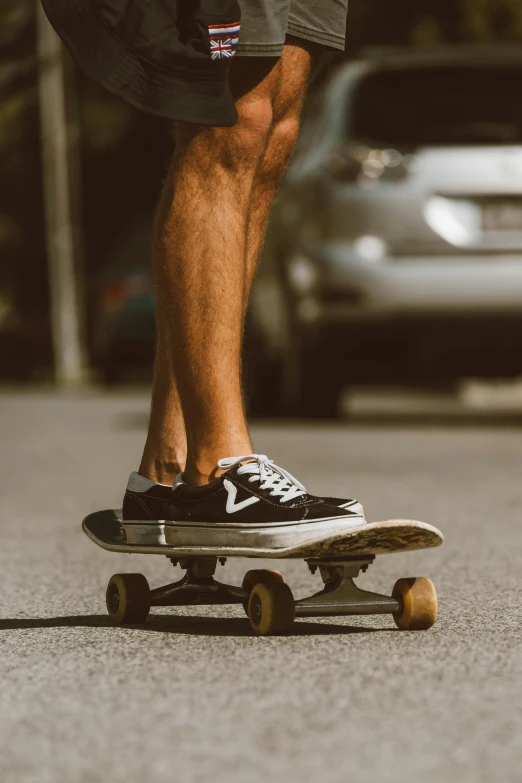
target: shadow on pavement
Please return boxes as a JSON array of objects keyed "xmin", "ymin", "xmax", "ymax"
[
  {"xmin": 253, "ymin": 413, "xmax": 522, "ymax": 429},
  {"xmin": 117, "ymin": 412, "xmax": 522, "ymax": 431},
  {"xmin": 0, "ymin": 614, "xmax": 396, "ymax": 637}
]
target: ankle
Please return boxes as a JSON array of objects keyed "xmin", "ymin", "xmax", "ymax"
[{"xmin": 138, "ymin": 457, "xmax": 185, "ymax": 485}]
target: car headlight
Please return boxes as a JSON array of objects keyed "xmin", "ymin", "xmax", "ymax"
[
  {"xmin": 353, "ymin": 235, "xmax": 388, "ymax": 263},
  {"xmin": 287, "ymin": 256, "xmax": 319, "ymax": 293},
  {"xmin": 424, "ymin": 196, "xmax": 481, "ymax": 247}
]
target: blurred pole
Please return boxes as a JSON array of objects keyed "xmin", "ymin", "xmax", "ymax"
[{"xmin": 37, "ymin": 3, "xmax": 87, "ymax": 387}]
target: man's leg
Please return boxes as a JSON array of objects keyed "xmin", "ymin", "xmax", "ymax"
[
  {"xmin": 139, "ymin": 43, "xmax": 316, "ymax": 485},
  {"xmin": 244, "ymin": 39, "xmax": 320, "ymax": 290}
]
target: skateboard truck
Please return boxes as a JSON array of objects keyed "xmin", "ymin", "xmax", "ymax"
[
  {"xmin": 296, "ymin": 558, "xmax": 400, "ymax": 617},
  {"xmin": 134, "ymin": 555, "xmax": 399, "ymax": 617},
  {"xmin": 149, "ymin": 556, "xmax": 245, "ymax": 608}
]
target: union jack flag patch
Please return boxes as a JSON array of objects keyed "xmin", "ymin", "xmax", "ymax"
[{"xmin": 208, "ymin": 22, "xmax": 240, "ymax": 60}]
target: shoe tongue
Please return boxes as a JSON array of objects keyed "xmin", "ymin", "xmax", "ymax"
[{"xmin": 236, "ymin": 461, "xmax": 263, "ymax": 477}]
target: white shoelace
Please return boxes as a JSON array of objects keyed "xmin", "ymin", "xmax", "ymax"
[{"xmin": 218, "ymin": 454, "xmax": 307, "ymax": 504}]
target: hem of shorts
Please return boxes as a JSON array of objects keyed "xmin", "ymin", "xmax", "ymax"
[
  {"xmin": 286, "ymin": 22, "xmax": 346, "ymax": 51},
  {"xmin": 236, "ymin": 41, "xmax": 285, "ymax": 57}
]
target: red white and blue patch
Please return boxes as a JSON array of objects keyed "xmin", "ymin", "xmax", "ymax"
[{"xmin": 208, "ymin": 22, "xmax": 240, "ymax": 60}]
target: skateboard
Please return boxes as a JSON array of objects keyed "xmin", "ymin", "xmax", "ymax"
[{"xmin": 83, "ymin": 509, "xmax": 443, "ymax": 636}]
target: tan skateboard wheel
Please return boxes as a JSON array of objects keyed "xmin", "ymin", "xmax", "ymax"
[
  {"xmin": 392, "ymin": 577, "xmax": 438, "ymax": 630},
  {"xmin": 247, "ymin": 582, "xmax": 295, "ymax": 636},
  {"xmin": 106, "ymin": 573, "xmax": 151, "ymax": 624},
  {"xmin": 241, "ymin": 569, "xmax": 284, "ymax": 615}
]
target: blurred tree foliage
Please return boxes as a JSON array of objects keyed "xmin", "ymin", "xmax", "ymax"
[
  {"xmin": 0, "ymin": 2, "xmax": 41, "ymax": 309},
  {"xmin": 346, "ymin": 0, "xmax": 522, "ymax": 49},
  {"xmin": 0, "ymin": 0, "xmax": 166, "ymax": 377},
  {"xmin": 0, "ymin": 0, "xmax": 522, "ymax": 374}
]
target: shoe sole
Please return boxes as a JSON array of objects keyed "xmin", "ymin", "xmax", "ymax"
[
  {"xmin": 122, "ymin": 506, "xmax": 367, "ymax": 548},
  {"xmin": 122, "ymin": 513, "xmax": 365, "ymax": 550},
  {"xmin": 122, "ymin": 522, "xmax": 166, "ymax": 546}
]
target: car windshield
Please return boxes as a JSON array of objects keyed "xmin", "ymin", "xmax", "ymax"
[{"xmin": 351, "ymin": 64, "xmax": 522, "ymax": 147}]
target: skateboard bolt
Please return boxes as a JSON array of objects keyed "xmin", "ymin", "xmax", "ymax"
[
  {"xmin": 219, "ymin": 558, "xmax": 226, "ymax": 566},
  {"xmin": 107, "ymin": 584, "xmax": 120, "ymax": 612},
  {"xmin": 250, "ymin": 595, "xmax": 262, "ymax": 624}
]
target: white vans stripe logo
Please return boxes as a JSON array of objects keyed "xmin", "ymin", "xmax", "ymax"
[{"xmin": 224, "ymin": 479, "xmax": 260, "ymax": 514}]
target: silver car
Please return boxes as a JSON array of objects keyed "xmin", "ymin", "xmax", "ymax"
[{"xmin": 249, "ymin": 47, "xmax": 522, "ymax": 416}]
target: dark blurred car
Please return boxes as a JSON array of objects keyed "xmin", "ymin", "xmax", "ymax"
[
  {"xmin": 255, "ymin": 46, "xmax": 522, "ymax": 416},
  {"xmin": 93, "ymin": 215, "xmax": 155, "ymax": 384},
  {"xmin": 94, "ymin": 263, "xmax": 155, "ymax": 383}
]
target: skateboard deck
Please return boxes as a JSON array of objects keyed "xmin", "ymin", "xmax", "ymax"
[
  {"xmin": 83, "ymin": 510, "xmax": 443, "ymax": 635},
  {"xmin": 83, "ymin": 509, "xmax": 443, "ymax": 559}
]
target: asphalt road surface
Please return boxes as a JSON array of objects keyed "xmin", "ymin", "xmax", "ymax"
[{"xmin": 0, "ymin": 391, "xmax": 520, "ymax": 783}]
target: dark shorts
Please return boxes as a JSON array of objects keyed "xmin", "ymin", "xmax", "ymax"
[
  {"xmin": 41, "ymin": 0, "xmax": 348, "ymax": 127},
  {"xmin": 238, "ymin": 0, "xmax": 348, "ymax": 55}
]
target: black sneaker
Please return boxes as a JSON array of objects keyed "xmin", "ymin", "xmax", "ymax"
[
  {"xmin": 163, "ymin": 454, "xmax": 364, "ymax": 551},
  {"xmin": 122, "ymin": 463, "xmax": 365, "ymax": 546}
]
